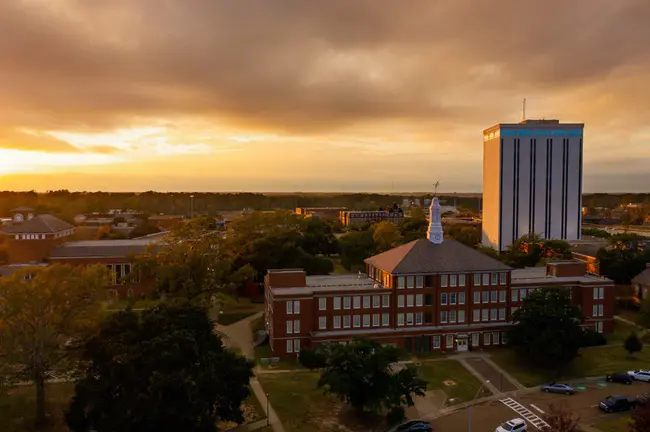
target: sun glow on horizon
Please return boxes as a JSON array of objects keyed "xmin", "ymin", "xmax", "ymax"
[{"xmin": 0, "ymin": 149, "xmax": 120, "ymax": 175}]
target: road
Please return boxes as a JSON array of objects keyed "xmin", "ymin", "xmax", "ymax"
[{"xmin": 430, "ymin": 378, "xmax": 649, "ymax": 432}]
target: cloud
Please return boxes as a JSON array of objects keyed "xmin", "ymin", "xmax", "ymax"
[{"xmin": 0, "ymin": 129, "xmax": 82, "ymax": 153}]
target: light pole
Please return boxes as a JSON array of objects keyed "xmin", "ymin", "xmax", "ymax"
[
  {"xmin": 190, "ymin": 194, "xmax": 194, "ymax": 219},
  {"xmin": 468, "ymin": 380, "xmax": 489, "ymax": 432},
  {"xmin": 266, "ymin": 392, "xmax": 270, "ymax": 426}
]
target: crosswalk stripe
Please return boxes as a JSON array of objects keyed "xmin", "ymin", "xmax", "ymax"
[{"xmin": 499, "ymin": 397, "xmax": 550, "ymax": 430}]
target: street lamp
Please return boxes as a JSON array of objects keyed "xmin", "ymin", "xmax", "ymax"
[
  {"xmin": 190, "ymin": 195, "xmax": 195, "ymax": 219},
  {"xmin": 468, "ymin": 380, "xmax": 490, "ymax": 432}
]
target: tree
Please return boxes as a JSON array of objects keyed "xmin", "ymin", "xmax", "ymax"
[
  {"xmin": 373, "ymin": 221, "xmax": 402, "ymax": 252},
  {"xmin": 65, "ymin": 303, "xmax": 253, "ymax": 432},
  {"xmin": 630, "ymin": 400, "xmax": 650, "ymax": 432},
  {"xmin": 310, "ymin": 338, "xmax": 426, "ymax": 413},
  {"xmin": 0, "ymin": 264, "xmax": 106, "ymax": 426},
  {"xmin": 625, "ymin": 332, "xmax": 643, "ymax": 356},
  {"xmin": 298, "ymin": 346, "xmax": 327, "ymax": 370},
  {"xmin": 507, "ymin": 287, "xmax": 584, "ymax": 368},
  {"xmin": 445, "ymin": 225, "xmax": 481, "ymax": 248},
  {"xmin": 542, "ymin": 403, "xmax": 580, "ymax": 432},
  {"xmin": 339, "ymin": 229, "xmax": 376, "ymax": 270}
]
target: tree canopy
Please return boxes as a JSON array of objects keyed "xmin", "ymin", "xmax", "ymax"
[
  {"xmin": 65, "ymin": 303, "xmax": 253, "ymax": 432},
  {"xmin": 625, "ymin": 332, "xmax": 643, "ymax": 356},
  {"xmin": 507, "ymin": 287, "xmax": 584, "ymax": 368},
  {"xmin": 301, "ymin": 338, "xmax": 426, "ymax": 413},
  {"xmin": 0, "ymin": 264, "xmax": 106, "ymax": 425}
]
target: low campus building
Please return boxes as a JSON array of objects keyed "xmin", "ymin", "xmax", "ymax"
[{"xmin": 264, "ymin": 197, "xmax": 614, "ymax": 357}]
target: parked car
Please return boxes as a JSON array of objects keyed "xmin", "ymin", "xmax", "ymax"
[
  {"xmin": 393, "ymin": 420, "xmax": 433, "ymax": 432},
  {"xmin": 628, "ymin": 370, "xmax": 650, "ymax": 382},
  {"xmin": 599, "ymin": 395, "xmax": 638, "ymax": 412},
  {"xmin": 540, "ymin": 382, "xmax": 575, "ymax": 395},
  {"xmin": 606, "ymin": 373, "xmax": 633, "ymax": 385},
  {"xmin": 496, "ymin": 418, "xmax": 527, "ymax": 432}
]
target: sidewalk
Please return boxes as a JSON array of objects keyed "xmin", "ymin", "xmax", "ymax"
[{"xmin": 446, "ymin": 352, "xmax": 525, "ymax": 392}]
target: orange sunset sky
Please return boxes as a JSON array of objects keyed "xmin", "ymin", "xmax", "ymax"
[{"xmin": 0, "ymin": 0, "xmax": 649, "ymax": 192}]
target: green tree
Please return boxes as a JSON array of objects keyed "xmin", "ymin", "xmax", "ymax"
[
  {"xmin": 507, "ymin": 287, "xmax": 584, "ymax": 368},
  {"xmin": 311, "ymin": 338, "xmax": 426, "ymax": 413},
  {"xmin": 624, "ymin": 332, "xmax": 643, "ymax": 356},
  {"xmin": 597, "ymin": 247, "xmax": 648, "ymax": 284},
  {"xmin": 0, "ymin": 265, "xmax": 106, "ymax": 426},
  {"xmin": 339, "ymin": 229, "xmax": 376, "ymax": 270},
  {"xmin": 373, "ymin": 221, "xmax": 402, "ymax": 252},
  {"xmin": 445, "ymin": 225, "xmax": 481, "ymax": 248},
  {"xmin": 298, "ymin": 346, "xmax": 327, "ymax": 370},
  {"xmin": 65, "ymin": 303, "xmax": 253, "ymax": 432}
]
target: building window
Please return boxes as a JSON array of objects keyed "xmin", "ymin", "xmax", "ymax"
[
  {"xmin": 474, "ymin": 273, "xmax": 481, "ymax": 286},
  {"xmin": 433, "ymin": 335, "xmax": 441, "ymax": 349},
  {"xmin": 294, "ymin": 320, "xmax": 300, "ymax": 333},
  {"xmin": 499, "ymin": 290, "xmax": 506, "ymax": 303},
  {"xmin": 594, "ymin": 287, "xmax": 605, "ymax": 300},
  {"xmin": 416, "ymin": 276, "xmax": 424, "ymax": 288},
  {"xmin": 353, "ymin": 296, "xmax": 361, "ymax": 309},
  {"xmin": 425, "ymin": 311, "xmax": 432, "ymax": 323},
  {"xmin": 415, "ymin": 294, "xmax": 423, "ymax": 307},
  {"xmin": 441, "ymin": 293, "xmax": 448, "ymax": 305},
  {"xmin": 596, "ymin": 321, "xmax": 603, "ymax": 333},
  {"xmin": 397, "ymin": 314, "xmax": 405, "ymax": 326},
  {"xmin": 440, "ymin": 311, "xmax": 448, "ymax": 323},
  {"xmin": 415, "ymin": 312, "xmax": 423, "ymax": 325},
  {"xmin": 294, "ymin": 339, "xmax": 300, "ymax": 352},
  {"xmin": 398, "ymin": 295, "xmax": 405, "ymax": 308},
  {"xmin": 363, "ymin": 314, "xmax": 370, "ymax": 327},
  {"xmin": 450, "ymin": 293, "xmax": 457, "ymax": 305},
  {"xmin": 373, "ymin": 314, "xmax": 380, "ymax": 327},
  {"xmin": 459, "ymin": 274, "xmax": 466, "ymax": 286},
  {"xmin": 343, "ymin": 316, "xmax": 351, "ymax": 328},
  {"xmin": 425, "ymin": 294, "xmax": 432, "ymax": 306},
  {"xmin": 473, "ymin": 291, "xmax": 480, "ymax": 304},
  {"xmin": 286, "ymin": 301, "xmax": 293, "ymax": 315},
  {"xmin": 397, "ymin": 277, "xmax": 405, "ymax": 289},
  {"xmin": 498, "ymin": 308, "xmax": 506, "ymax": 320},
  {"xmin": 483, "ymin": 332, "xmax": 491, "ymax": 345},
  {"xmin": 491, "ymin": 273, "xmax": 498, "ymax": 285},
  {"xmin": 319, "ymin": 316, "xmax": 327, "ymax": 329},
  {"xmin": 407, "ymin": 294, "xmax": 414, "ymax": 307},
  {"xmin": 293, "ymin": 301, "xmax": 300, "ymax": 314},
  {"xmin": 490, "ymin": 290, "xmax": 497, "ymax": 303},
  {"xmin": 334, "ymin": 316, "xmax": 341, "ymax": 328},
  {"xmin": 458, "ymin": 310, "xmax": 465, "ymax": 323},
  {"xmin": 382, "ymin": 313, "xmax": 389, "ymax": 327},
  {"xmin": 482, "ymin": 309, "xmax": 489, "ymax": 322},
  {"xmin": 492, "ymin": 332, "xmax": 500, "ymax": 345},
  {"xmin": 482, "ymin": 273, "xmax": 490, "ymax": 286},
  {"xmin": 482, "ymin": 291, "xmax": 489, "ymax": 303},
  {"xmin": 446, "ymin": 335, "xmax": 453, "ymax": 348},
  {"xmin": 373, "ymin": 295, "xmax": 380, "ymax": 308},
  {"xmin": 287, "ymin": 340, "xmax": 293, "ymax": 353},
  {"xmin": 490, "ymin": 309, "xmax": 497, "ymax": 321},
  {"xmin": 406, "ymin": 313, "xmax": 414, "ymax": 326},
  {"xmin": 519, "ymin": 289, "xmax": 527, "ymax": 301},
  {"xmin": 599, "ymin": 304, "xmax": 604, "ymax": 316},
  {"xmin": 382, "ymin": 295, "xmax": 390, "ymax": 307},
  {"xmin": 450, "ymin": 275, "xmax": 457, "ymax": 287},
  {"xmin": 449, "ymin": 310, "xmax": 457, "ymax": 323},
  {"xmin": 343, "ymin": 297, "xmax": 351, "ymax": 309},
  {"xmin": 286, "ymin": 321, "xmax": 293, "ymax": 334},
  {"xmin": 319, "ymin": 298, "xmax": 327, "ymax": 310},
  {"xmin": 406, "ymin": 276, "xmax": 414, "ymax": 289},
  {"xmin": 334, "ymin": 297, "xmax": 341, "ymax": 310},
  {"xmin": 473, "ymin": 309, "xmax": 480, "ymax": 322},
  {"xmin": 441, "ymin": 275, "xmax": 448, "ymax": 287},
  {"xmin": 501, "ymin": 331, "xmax": 508, "ymax": 344},
  {"xmin": 499, "ymin": 273, "xmax": 507, "ymax": 285},
  {"xmin": 363, "ymin": 296, "xmax": 370, "ymax": 308},
  {"xmin": 353, "ymin": 315, "xmax": 361, "ymax": 328}
]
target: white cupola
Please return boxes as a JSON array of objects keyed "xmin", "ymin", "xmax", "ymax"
[{"xmin": 427, "ymin": 197, "xmax": 443, "ymax": 244}]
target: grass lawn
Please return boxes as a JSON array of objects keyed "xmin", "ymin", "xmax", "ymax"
[
  {"xmin": 0, "ymin": 382, "xmax": 75, "ymax": 432},
  {"xmin": 417, "ymin": 360, "xmax": 485, "ymax": 405},
  {"xmin": 219, "ymin": 311, "xmax": 259, "ymax": 325},
  {"xmin": 490, "ymin": 346, "xmax": 650, "ymax": 387},
  {"xmin": 591, "ymin": 415, "xmax": 631, "ymax": 432},
  {"xmin": 218, "ymin": 298, "xmax": 264, "ymax": 326},
  {"xmin": 607, "ymin": 319, "xmax": 643, "ymax": 343},
  {"xmin": 257, "ymin": 372, "xmax": 344, "ymax": 432},
  {"xmin": 254, "ymin": 344, "xmax": 305, "ymax": 370}
]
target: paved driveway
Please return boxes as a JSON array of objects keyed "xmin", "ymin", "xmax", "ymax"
[{"xmin": 431, "ymin": 379, "xmax": 650, "ymax": 432}]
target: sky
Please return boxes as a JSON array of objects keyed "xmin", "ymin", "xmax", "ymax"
[{"xmin": 0, "ymin": 0, "xmax": 649, "ymax": 193}]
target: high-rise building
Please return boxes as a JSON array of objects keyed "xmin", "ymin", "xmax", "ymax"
[{"xmin": 482, "ymin": 119, "xmax": 584, "ymax": 251}]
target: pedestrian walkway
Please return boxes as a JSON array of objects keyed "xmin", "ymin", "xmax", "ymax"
[{"xmin": 446, "ymin": 352, "xmax": 525, "ymax": 392}]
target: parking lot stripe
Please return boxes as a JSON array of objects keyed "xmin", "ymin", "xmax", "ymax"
[
  {"xmin": 530, "ymin": 404, "xmax": 545, "ymax": 414},
  {"xmin": 500, "ymin": 398, "xmax": 550, "ymax": 430}
]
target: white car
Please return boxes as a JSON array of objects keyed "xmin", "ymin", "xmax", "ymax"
[
  {"xmin": 628, "ymin": 370, "xmax": 650, "ymax": 382},
  {"xmin": 496, "ymin": 418, "xmax": 527, "ymax": 432}
]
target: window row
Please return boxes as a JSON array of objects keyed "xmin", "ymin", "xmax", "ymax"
[
  {"xmin": 320, "ymin": 295, "xmax": 391, "ymax": 311},
  {"xmin": 397, "ymin": 312, "xmax": 424, "ymax": 326},
  {"xmin": 473, "ymin": 290, "xmax": 506, "ymax": 304},
  {"xmin": 396, "ymin": 272, "xmax": 508, "ymax": 289},
  {"xmin": 286, "ymin": 339, "xmax": 301, "ymax": 353},
  {"xmin": 431, "ymin": 331, "xmax": 507, "ymax": 349},
  {"xmin": 592, "ymin": 304, "xmax": 604, "ymax": 317},
  {"xmin": 441, "ymin": 292, "xmax": 466, "ymax": 306},
  {"xmin": 106, "ymin": 264, "xmax": 135, "ymax": 285},
  {"xmin": 440, "ymin": 309, "xmax": 466, "ymax": 324},
  {"xmin": 396, "ymin": 276, "xmax": 425, "ymax": 289},
  {"xmin": 286, "ymin": 300, "xmax": 301, "ymax": 315},
  {"xmin": 593, "ymin": 287, "xmax": 605, "ymax": 300},
  {"xmin": 15, "ymin": 233, "xmax": 47, "ymax": 240},
  {"xmin": 321, "ymin": 313, "xmax": 391, "ymax": 329},
  {"xmin": 510, "ymin": 287, "xmax": 536, "ymax": 303},
  {"xmin": 471, "ymin": 308, "xmax": 506, "ymax": 322},
  {"xmin": 286, "ymin": 319, "xmax": 301, "ymax": 334}
]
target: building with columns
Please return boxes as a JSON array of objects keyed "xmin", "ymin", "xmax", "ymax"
[{"xmin": 264, "ymin": 196, "xmax": 614, "ymax": 357}]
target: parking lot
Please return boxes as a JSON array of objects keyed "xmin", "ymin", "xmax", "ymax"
[{"xmin": 430, "ymin": 378, "xmax": 649, "ymax": 431}]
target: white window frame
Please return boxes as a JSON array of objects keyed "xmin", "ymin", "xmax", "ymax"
[
  {"xmin": 406, "ymin": 313, "xmax": 414, "ymax": 326},
  {"xmin": 596, "ymin": 321, "xmax": 603, "ymax": 333},
  {"xmin": 599, "ymin": 304, "xmax": 604, "ymax": 316},
  {"xmin": 415, "ymin": 294, "xmax": 423, "ymax": 307},
  {"xmin": 397, "ymin": 276, "xmax": 405, "ymax": 289},
  {"xmin": 441, "ymin": 275, "xmax": 449, "ymax": 287},
  {"xmin": 343, "ymin": 297, "xmax": 351, "ymax": 309},
  {"xmin": 450, "ymin": 274, "xmax": 457, "ymax": 287},
  {"xmin": 433, "ymin": 335, "xmax": 441, "ymax": 349},
  {"xmin": 446, "ymin": 335, "xmax": 454, "ymax": 348},
  {"xmin": 294, "ymin": 300, "xmax": 300, "ymax": 314},
  {"xmin": 519, "ymin": 289, "xmax": 527, "ymax": 301},
  {"xmin": 294, "ymin": 339, "xmax": 300, "ymax": 352},
  {"xmin": 449, "ymin": 310, "xmax": 457, "ymax": 323},
  {"xmin": 458, "ymin": 310, "xmax": 466, "ymax": 323},
  {"xmin": 599, "ymin": 287, "xmax": 605, "ymax": 300},
  {"xmin": 511, "ymin": 290, "xmax": 518, "ymax": 302},
  {"xmin": 459, "ymin": 292, "xmax": 466, "ymax": 305},
  {"xmin": 343, "ymin": 315, "xmax": 351, "ymax": 328},
  {"xmin": 441, "ymin": 293, "xmax": 448, "ymax": 305},
  {"xmin": 415, "ymin": 312, "xmax": 423, "ymax": 325},
  {"xmin": 499, "ymin": 290, "xmax": 506, "ymax": 303},
  {"xmin": 491, "ymin": 273, "xmax": 498, "ymax": 285},
  {"xmin": 286, "ymin": 301, "xmax": 293, "ymax": 315},
  {"xmin": 483, "ymin": 332, "xmax": 491, "ymax": 345},
  {"xmin": 474, "ymin": 273, "xmax": 481, "ymax": 286},
  {"xmin": 398, "ymin": 295, "xmax": 405, "ymax": 308},
  {"xmin": 353, "ymin": 296, "xmax": 361, "ymax": 309},
  {"xmin": 372, "ymin": 313, "xmax": 380, "ymax": 327},
  {"xmin": 287, "ymin": 340, "xmax": 293, "ymax": 353},
  {"xmin": 450, "ymin": 292, "xmax": 457, "ymax": 305},
  {"xmin": 490, "ymin": 290, "xmax": 497, "ymax": 303},
  {"xmin": 334, "ymin": 297, "xmax": 341, "ymax": 310},
  {"xmin": 406, "ymin": 276, "xmax": 414, "ymax": 289},
  {"xmin": 319, "ymin": 298, "xmax": 327, "ymax": 311},
  {"xmin": 473, "ymin": 309, "xmax": 480, "ymax": 322},
  {"xmin": 382, "ymin": 295, "xmax": 390, "ymax": 307},
  {"xmin": 416, "ymin": 276, "xmax": 424, "ymax": 288},
  {"xmin": 490, "ymin": 308, "xmax": 497, "ymax": 321},
  {"xmin": 459, "ymin": 274, "xmax": 466, "ymax": 287},
  {"xmin": 473, "ymin": 291, "xmax": 480, "ymax": 304},
  {"xmin": 592, "ymin": 304, "xmax": 598, "ymax": 317},
  {"xmin": 363, "ymin": 296, "xmax": 370, "ymax": 308},
  {"xmin": 286, "ymin": 321, "xmax": 293, "ymax": 334},
  {"xmin": 294, "ymin": 320, "xmax": 300, "ymax": 333},
  {"xmin": 482, "ymin": 273, "xmax": 489, "ymax": 286},
  {"xmin": 440, "ymin": 311, "xmax": 448, "ymax": 323},
  {"xmin": 499, "ymin": 272, "xmax": 507, "ymax": 284},
  {"xmin": 353, "ymin": 315, "xmax": 361, "ymax": 328},
  {"xmin": 333, "ymin": 316, "xmax": 341, "ymax": 329},
  {"xmin": 498, "ymin": 308, "xmax": 506, "ymax": 320},
  {"xmin": 319, "ymin": 316, "xmax": 327, "ymax": 329},
  {"xmin": 397, "ymin": 313, "xmax": 405, "ymax": 326},
  {"xmin": 407, "ymin": 294, "xmax": 414, "ymax": 307},
  {"xmin": 482, "ymin": 308, "xmax": 489, "ymax": 322},
  {"xmin": 492, "ymin": 332, "xmax": 500, "ymax": 345},
  {"xmin": 382, "ymin": 313, "xmax": 389, "ymax": 327},
  {"xmin": 593, "ymin": 287, "xmax": 599, "ymax": 300},
  {"xmin": 482, "ymin": 291, "xmax": 489, "ymax": 303},
  {"xmin": 372, "ymin": 295, "xmax": 380, "ymax": 308},
  {"xmin": 363, "ymin": 314, "xmax": 370, "ymax": 327}
]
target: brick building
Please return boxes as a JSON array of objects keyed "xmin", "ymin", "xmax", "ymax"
[
  {"xmin": 339, "ymin": 210, "xmax": 404, "ymax": 227},
  {"xmin": 264, "ymin": 197, "xmax": 614, "ymax": 357},
  {"xmin": 295, "ymin": 207, "xmax": 348, "ymax": 221}
]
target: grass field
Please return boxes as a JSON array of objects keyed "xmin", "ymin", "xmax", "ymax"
[
  {"xmin": 490, "ymin": 345, "xmax": 650, "ymax": 387},
  {"xmin": 607, "ymin": 319, "xmax": 645, "ymax": 343},
  {"xmin": 0, "ymin": 383, "xmax": 75, "ymax": 432},
  {"xmin": 416, "ymin": 360, "xmax": 485, "ymax": 405},
  {"xmin": 591, "ymin": 415, "xmax": 631, "ymax": 432}
]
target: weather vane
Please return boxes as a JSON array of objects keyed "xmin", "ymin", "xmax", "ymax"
[{"xmin": 433, "ymin": 181, "xmax": 440, "ymax": 195}]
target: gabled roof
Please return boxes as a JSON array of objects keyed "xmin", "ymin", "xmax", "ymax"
[
  {"xmin": 1, "ymin": 214, "xmax": 74, "ymax": 234},
  {"xmin": 48, "ymin": 239, "xmax": 160, "ymax": 259},
  {"xmin": 633, "ymin": 268, "xmax": 650, "ymax": 286},
  {"xmin": 364, "ymin": 238, "xmax": 511, "ymax": 275}
]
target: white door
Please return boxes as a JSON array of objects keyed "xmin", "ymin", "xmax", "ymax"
[{"xmin": 456, "ymin": 337, "xmax": 468, "ymax": 352}]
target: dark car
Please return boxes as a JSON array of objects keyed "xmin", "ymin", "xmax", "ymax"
[
  {"xmin": 599, "ymin": 395, "xmax": 638, "ymax": 412},
  {"xmin": 540, "ymin": 382, "xmax": 575, "ymax": 395},
  {"xmin": 394, "ymin": 420, "xmax": 432, "ymax": 432},
  {"xmin": 606, "ymin": 373, "xmax": 633, "ymax": 385}
]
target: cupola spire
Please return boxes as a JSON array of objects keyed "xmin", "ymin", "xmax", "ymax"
[{"xmin": 427, "ymin": 195, "xmax": 443, "ymax": 244}]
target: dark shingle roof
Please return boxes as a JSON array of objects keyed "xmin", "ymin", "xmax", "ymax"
[
  {"xmin": 48, "ymin": 239, "xmax": 159, "ymax": 259},
  {"xmin": 364, "ymin": 238, "xmax": 511, "ymax": 274},
  {"xmin": 0, "ymin": 263, "xmax": 49, "ymax": 277},
  {"xmin": 633, "ymin": 269, "xmax": 650, "ymax": 286},
  {"xmin": 1, "ymin": 214, "xmax": 74, "ymax": 234}
]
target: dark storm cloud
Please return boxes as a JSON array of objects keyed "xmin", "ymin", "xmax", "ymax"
[{"xmin": 0, "ymin": 0, "xmax": 649, "ymax": 131}]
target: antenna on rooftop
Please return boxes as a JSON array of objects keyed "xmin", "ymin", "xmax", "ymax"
[{"xmin": 523, "ymin": 98, "xmax": 526, "ymax": 121}]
